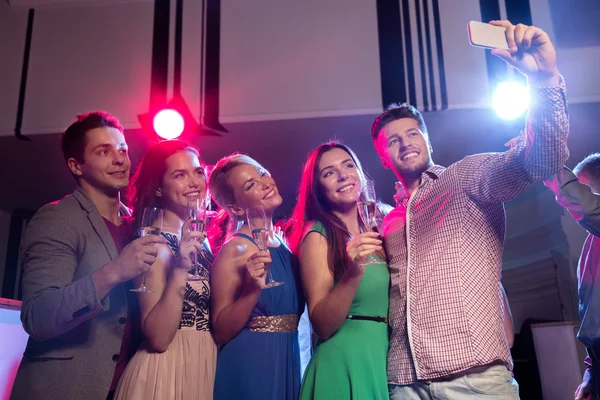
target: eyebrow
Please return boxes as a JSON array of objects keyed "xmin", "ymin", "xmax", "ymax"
[
  {"xmin": 171, "ymin": 166, "xmax": 204, "ymax": 175},
  {"xmin": 92, "ymin": 143, "xmax": 128, "ymax": 151},
  {"xmin": 242, "ymin": 165, "xmax": 273, "ymax": 187},
  {"xmin": 320, "ymin": 158, "xmax": 353, "ymax": 173},
  {"xmin": 387, "ymin": 128, "xmax": 420, "ymax": 142},
  {"xmin": 92, "ymin": 144, "xmax": 111, "ymax": 151}
]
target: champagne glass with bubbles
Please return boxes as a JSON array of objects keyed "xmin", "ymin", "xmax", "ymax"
[
  {"xmin": 356, "ymin": 180, "xmax": 381, "ymax": 265},
  {"xmin": 246, "ymin": 206, "xmax": 284, "ymax": 289},
  {"xmin": 131, "ymin": 206, "xmax": 163, "ymax": 293},
  {"xmin": 187, "ymin": 198, "xmax": 207, "ymax": 281}
]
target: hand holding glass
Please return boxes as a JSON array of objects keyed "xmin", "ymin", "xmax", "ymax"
[
  {"xmin": 187, "ymin": 198, "xmax": 207, "ymax": 281},
  {"xmin": 246, "ymin": 206, "xmax": 283, "ymax": 289},
  {"xmin": 356, "ymin": 180, "xmax": 382, "ymax": 265},
  {"xmin": 131, "ymin": 206, "xmax": 163, "ymax": 293}
]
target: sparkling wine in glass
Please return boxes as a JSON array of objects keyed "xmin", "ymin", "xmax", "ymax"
[
  {"xmin": 246, "ymin": 206, "xmax": 283, "ymax": 289},
  {"xmin": 358, "ymin": 200, "xmax": 377, "ymax": 231},
  {"xmin": 204, "ymin": 189, "xmax": 218, "ymax": 223},
  {"xmin": 373, "ymin": 205, "xmax": 385, "ymax": 235},
  {"xmin": 131, "ymin": 206, "xmax": 163, "ymax": 293},
  {"xmin": 187, "ymin": 198, "xmax": 207, "ymax": 281},
  {"xmin": 356, "ymin": 180, "xmax": 382, "ymax": 265}
]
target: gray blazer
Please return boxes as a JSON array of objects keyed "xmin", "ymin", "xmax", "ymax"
[{"xmin": 10, "ymin": 187, "xmax": 131, "ymax": 400}]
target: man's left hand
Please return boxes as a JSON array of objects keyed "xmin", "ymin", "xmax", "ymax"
[{"xmin": 489, "ymin": 20, "xmax": 560, "ymax": 87}]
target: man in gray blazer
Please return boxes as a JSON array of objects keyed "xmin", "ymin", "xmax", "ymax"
[{"xmin": 10, "ymin": 111, "xmax": 165, "ymax": 400}]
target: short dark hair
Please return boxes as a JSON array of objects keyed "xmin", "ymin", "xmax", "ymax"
[
  {"xmin": 61, "ymin": 111, "xmax": 123, "ymax": 166},
  {"xmin": 573, "ymin": 153, "xmax": 600, "ymax": 185},
  {"xmin": 370, "ymin": 103, "xmax": 428, "ymax": 142}
]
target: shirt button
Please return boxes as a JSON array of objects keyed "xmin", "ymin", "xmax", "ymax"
[
  {"xmin": 112, "ymin": 354, "xmax": 120, "ymax": 362},
  {"xmin": 118, "ymin": 317, "xmax": 126, "ymax": 324}
]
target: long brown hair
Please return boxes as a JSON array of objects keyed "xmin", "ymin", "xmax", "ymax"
[
  {"xmin": 128, "ymin": 140, "xmax": 202, "ymax": 235},
  {"xmin": 288, "ymin": 142, "xmax": 369, "ymax": 281}
]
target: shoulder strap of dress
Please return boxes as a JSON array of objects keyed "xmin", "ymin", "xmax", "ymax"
[{"xmin": 232, "ymin": 232, "xmax": 255, "ymax": 244}]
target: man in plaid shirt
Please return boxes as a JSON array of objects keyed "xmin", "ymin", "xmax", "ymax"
[{"xmin": 371, "ymin": 20, "xmax": 569, "ymax": 398}]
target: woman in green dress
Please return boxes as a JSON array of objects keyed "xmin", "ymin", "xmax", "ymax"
[{"xmin": 288, "ymin": 142, "xmax": 390, "ymax": 400}]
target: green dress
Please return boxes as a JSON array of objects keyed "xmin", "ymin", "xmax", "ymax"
[{"xmin": 299, "ymin": 221, "xmax": 390, "ymax": 400}]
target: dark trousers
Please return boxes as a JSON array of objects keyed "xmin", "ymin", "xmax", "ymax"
[{"xmin": 588, "ymin": 347, "xmax": 600, "ymax": 400}]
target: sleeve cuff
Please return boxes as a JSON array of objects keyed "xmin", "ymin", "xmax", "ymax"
[
  {"xmin": 556, "ymin": 166, "xmax": 579, "ymax": 190},
  {"xmin": 70, "ymin": 274, "xmax": 108, "ymax": 321},
  {"xmin": 583, "ymin": 366, "xmax": 593, "ymax": 383},
  {"xmin": 529, "ymin": 74, "xmax": 567, "ymax": 114}
]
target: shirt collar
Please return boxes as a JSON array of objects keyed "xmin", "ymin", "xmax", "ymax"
[{"xmin": 393, "ymin": 165, "xmax": 446, "ymax": 206}]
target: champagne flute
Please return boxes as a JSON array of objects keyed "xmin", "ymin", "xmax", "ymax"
[
  {"xmin": 187, "ymin": 198, "xmax": 207, "ymax": 281},
  {"xmin": 373, "ymin": 205, "xmax": 385, "ymax": 236},
  {"xmin": 131, "ymin": 206, "xmax": 163, "ymax": 293},
  {"xmin": 204, "ymin": 188, "xmax": 218, "ymax": 223},
  {"xmin": 246, "ymin": 206, "xmax": 284, "ymax": 289},
  {"xmin": 356, "ymin": 180, "xmax": 382, "ymax": 265}
]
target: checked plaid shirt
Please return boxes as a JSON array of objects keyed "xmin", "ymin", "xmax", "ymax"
[{"xmin": 383, "ymin": 77, "xmax": 569, "ymax": 385}]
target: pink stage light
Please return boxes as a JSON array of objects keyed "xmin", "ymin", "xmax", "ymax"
[{"xmin": 153, "ymin": 109, "xmax": 185, "ymax": 139}]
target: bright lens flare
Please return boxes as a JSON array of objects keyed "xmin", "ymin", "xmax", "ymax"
[{"xmin": 492, "ymin": 81, "xmax": 530, "ymax": 120}]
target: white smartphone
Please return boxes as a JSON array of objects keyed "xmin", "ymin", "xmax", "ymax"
[{"xmin": 468, "ymin": 21, "xmax": 509, "ymax": 50}]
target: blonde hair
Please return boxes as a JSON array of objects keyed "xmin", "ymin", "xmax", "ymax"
[{"xmin": 207, "ymin": 153, "xmax": 267, "ymax": 252}]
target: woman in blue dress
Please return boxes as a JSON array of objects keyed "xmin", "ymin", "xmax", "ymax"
[{"xmin": 209, "ymin": 153, "xmax": 303, "ymax": 400}]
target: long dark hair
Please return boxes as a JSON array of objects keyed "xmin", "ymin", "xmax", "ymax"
[
  {"xmin": 128, "ymin": 140, "xmax": 202, "ymax": 235},
  {"xmin": 289, "ymin": 142, "xmax": 368, "ymax": 281}
]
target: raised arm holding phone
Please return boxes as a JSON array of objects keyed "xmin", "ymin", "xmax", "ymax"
[{"xmin": 375, "ymin": 20, "xmax": 567, "ymax": 399}]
